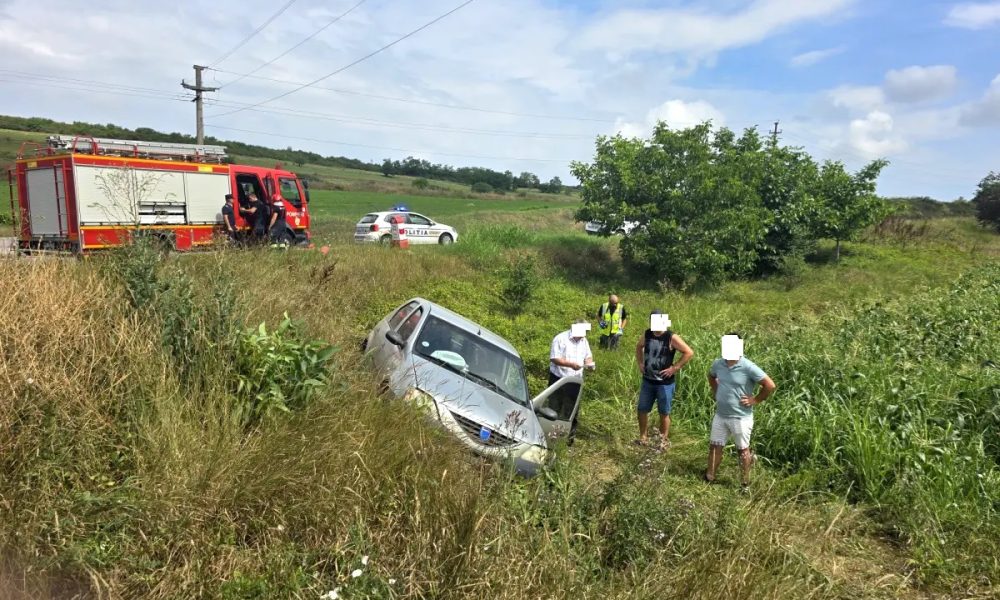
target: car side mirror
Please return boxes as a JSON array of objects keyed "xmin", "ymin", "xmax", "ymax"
[
  {"xmin": 536, "ymin": 407, "xmax": 558, "ymax": 420},
  {"xmin": 385, "ymin": 330, "xmax": 405, "ymax": 348}
]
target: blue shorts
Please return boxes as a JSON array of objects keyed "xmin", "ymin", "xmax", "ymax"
[{"xmin": 638, "ymin": 380, "xmax": 675, "ymax": 415}]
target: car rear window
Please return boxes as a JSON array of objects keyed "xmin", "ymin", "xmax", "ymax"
[{"xmin": 360, "ymin": 214, "xmax": 378, "ymax": 224}]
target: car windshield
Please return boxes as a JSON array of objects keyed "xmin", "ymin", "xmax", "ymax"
[{"xmin": 414, "ymin": 315, "xmax": 529, "ymax": 405}]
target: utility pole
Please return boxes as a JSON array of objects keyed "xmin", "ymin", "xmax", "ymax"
[
  {"xmin": 181, "ymin": 65, "xmax": 219, "ymax": 145},
  {"xmin": 770, "ymin": 121, "xmax": 782, "ymax": 146}
]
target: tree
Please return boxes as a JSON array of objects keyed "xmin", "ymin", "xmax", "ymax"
[
  {"xmin": 810, "ymin": 159, "xmax": 889, "ymax": 261},
  {"xmin": 572, "ymin": 122, "xmax": 771, "ymax": 288},
  {"xmin": 516, "ymin": 171, "xmax": 540, "ymax": 189},
  {"xmin": 380, "ymin": 159, "xmax": 394, "ymax": 177},
  {"xmin": 972, "ymin": 171, "xmax": 1000, "ymax": 233},
  {"xmin": 540, "ymin": 176, "xmax": 562, "ymax": 194}
]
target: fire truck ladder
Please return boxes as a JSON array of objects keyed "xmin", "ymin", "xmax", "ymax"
[{"xmin": 45, "ymin": 135, "xmax": 228, "ymax": 163}]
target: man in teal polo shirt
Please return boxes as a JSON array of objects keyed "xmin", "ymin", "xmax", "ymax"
[{"xmin": 703, "ymin": 333, "xmax": 776, "ymax": 491}]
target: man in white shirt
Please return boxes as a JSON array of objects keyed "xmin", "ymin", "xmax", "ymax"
[{"xmin": 548, "ymin": 321, "xmax": 595, "ymax": 445}]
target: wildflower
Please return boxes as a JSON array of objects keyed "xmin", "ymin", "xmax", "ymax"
[
  {"xmin": 388, "ymin": 579, "xmax": 397, "ymax": 585},
  {"xmin": 25, "ymin": 378, "xmax": 34, "ymax": 385},
  {"xmin": 351, "ymin": 569, "xmax": 363, "ymax": 578},
  {"xmin": 321, "ymin": 589, "xmax": 339, "ymax": 600},
  {"xmin": 361, "ymin": 555, "xmax": 369, "ymax": 566},
  {"xmin": 276, "ymin": 524, "xmax": 285, "ymax": 532}
]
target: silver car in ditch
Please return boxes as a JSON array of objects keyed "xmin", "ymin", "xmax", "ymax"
[{"xmin": 363, "ymin": 298, "xmax": 582, "ymax": 475}]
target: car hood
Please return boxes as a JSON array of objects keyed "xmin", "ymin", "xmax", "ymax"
[{"xmin": 411, "ymin": 355, "xmax": 546, "ymax": 447}]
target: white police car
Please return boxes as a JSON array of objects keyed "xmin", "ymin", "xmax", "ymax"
[{"xmin": 354, "ymin": 207, "xmax": 459, "ymax": 245}]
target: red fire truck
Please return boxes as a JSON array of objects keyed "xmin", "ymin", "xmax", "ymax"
[{"xmin": 8, "ymin": 135, "xmax": 312, "ymax": 253}]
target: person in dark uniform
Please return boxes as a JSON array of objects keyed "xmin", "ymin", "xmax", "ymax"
[
  {"xmin": 221, "ymin": 193, "xmax": 237, "ymax": 242},
  {"xmin": 242, "ymin": 191, "xmax": 269, "ymax": 244},
  {"xmin": 268, "ymin": 195, "xmax": 289, "ymax": 245},
  {"xmin": 634, "ymin": 310, "xmax": 694, "ymax": 451}
]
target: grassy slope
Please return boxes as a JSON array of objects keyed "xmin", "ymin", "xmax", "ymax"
[
  {"xmin": 3, "ymin": 128, "xmax": 999, "ymax": 598},
  {"xmin": 4, "ymin": 206, "xmax": 997, "ymax": 598}
]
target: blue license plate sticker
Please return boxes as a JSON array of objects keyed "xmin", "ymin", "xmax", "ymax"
[{"xmin": 479, "ymin": 427, "xmax": 491, "ymax": 441}]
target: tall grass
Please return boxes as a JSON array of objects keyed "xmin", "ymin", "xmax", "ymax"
[{"xmin": 1, "ymin": 219, "xmax": 998, "ymax": 597}]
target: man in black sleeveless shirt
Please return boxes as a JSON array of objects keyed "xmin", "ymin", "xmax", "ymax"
[{"xmin": 634, "ymin": 310, "xmax": 694, "ymax": 450}]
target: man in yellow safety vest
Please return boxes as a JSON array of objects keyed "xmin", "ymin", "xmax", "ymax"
[{"xmin": 597, "ymin": 294, "xmax": 628, "ymax": 350}]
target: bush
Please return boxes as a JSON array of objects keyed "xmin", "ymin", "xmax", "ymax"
[
  {"xmin": 973, "ymin": 171, "xmax": 1000, "ymax": 233},
  {"xmin": 471, "ymin": 182, "xmax": 494, "ymax": 194},
  {"xmin": 232, "ymin": 315, "xmax": 338, "ymax": 426},
  {"xmin": 499, "ymin": 253, "xmax": 539, "ymax": 309},
  {"xmin": 412, "ymin": 178, "xmax": 429, "ymax": 190}
]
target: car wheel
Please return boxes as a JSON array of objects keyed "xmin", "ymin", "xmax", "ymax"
[
  {"xmin": 360, "ymin": 337, "xmax": 368, "ymax": 353},
  {"xmin": 380, "ymin": 234, "xmax": 392, "ymax": 246},
  {"xmin": 438, "ymin": 233, "xmax": 454, "ymax": 245}
]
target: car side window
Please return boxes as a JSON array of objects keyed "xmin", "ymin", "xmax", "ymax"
[
  {"xmin": 408, "ymin": 214, "xmax": 431, "ymax": 226},
  {"xmin": 398, "ymin": 308, "xmax": 423, "ymax": 341},
  {"xmin": 388, "ymin": 301, "xmax": 419, "ymax": 329}
]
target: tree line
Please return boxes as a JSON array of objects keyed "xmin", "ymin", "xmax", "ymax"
[
  {"xmin": 380, "ymin": 156, "xmax": 564, "ymax": 193},
  {"xmin": 0, "ymin": 114, "xmax": 560, "ymax": 190}
]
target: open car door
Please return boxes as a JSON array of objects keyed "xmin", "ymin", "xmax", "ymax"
[{"xmin": 531, "ymin": 375, "xmax": 583, "ymax": 440}]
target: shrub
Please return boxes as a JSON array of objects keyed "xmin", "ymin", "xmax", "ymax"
[
  {"xmin": 973, "ymin": 171, "xmax": 1000, "ymax": 232},
  {"xmin": 412, "ymin": 178, "xmax": 429, "ymax": 190},
  {"xmin": 499, "ymin": 253, "xmax": 539, "ymax": 309},
  {"xmin": 471, "ymin": 182, "xmax": 494, "ymax": 194},
  {"xmin": 232, "ymin": 315, "xmax": 338, "ymax": 426}
]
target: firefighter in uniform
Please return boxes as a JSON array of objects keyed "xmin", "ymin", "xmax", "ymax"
[{"xmin": 597, "ymin": 294, "xmax": 628, "ymax": 350}]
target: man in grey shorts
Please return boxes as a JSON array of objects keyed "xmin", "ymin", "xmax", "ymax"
[{"xmin": 703, "ymin": 333, "xmax": 776, "ymax": 491}]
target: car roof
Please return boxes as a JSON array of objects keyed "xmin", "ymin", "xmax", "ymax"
[{"xmin": 408, "ymin": 297, "xmax": 520, "ymax": 357}]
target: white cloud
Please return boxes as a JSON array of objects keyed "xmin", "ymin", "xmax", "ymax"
[
  {"xmin": 884, "ymin": 65, "xmax": 958, "ymax": 102},
  {"xmin": 960, "ymin": 74, "xmax": 1000, "ymax": 125},
  {"xmin": 847, "ymin": 111, "xmax": 907, "ymax": 158},
  {"xmin": 576, "ymin": 0, "xmax": 854, "ymax": 60},
  {"xmin": 614, "ymin": 99, "xmax": 725, "ymax": 138},
  {"xmin": 790, "ymin": 46, "xmax": 846, "ymax": 68},
  {"xmin": 828, "ymin": 85, "xmax": 885, "ymax": 111},
  {"xmin": 944, "ymin": 2, "xmax": 1000, "ymax": 29}
]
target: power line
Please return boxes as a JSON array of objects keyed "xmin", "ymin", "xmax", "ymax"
[
  {"xmin": 208, "ymin": 67, "xmax": 616, "ymax": 123},
  {"xmin": 204, "ymin": 98, "xmax": 597, "ymax": 139},
  {"xmin": 0, "ymin": 70, "xmax": 182, "ymax": 97},
  {"xmin": 209, "ymin": 0, "xmax": 299, "ymax": 67},
  {"xmin": 217, "ymin": 0, "xmax": 369, "ymax": 89},
  {"xmin": 210, "ymin": 0, "xmax": 478, "ymax": 118},
  {"xmin": 0, "ymin": 76, "xmax": 194, "ymax": 103},
  {"xmin": 204, "ymin": 123, "xmax": 578, "ymax": 163}
]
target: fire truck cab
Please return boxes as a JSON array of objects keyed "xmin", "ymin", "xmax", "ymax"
[{"xmin": 8, "ymin": 135, "xmax": 312, "ymax": 253}]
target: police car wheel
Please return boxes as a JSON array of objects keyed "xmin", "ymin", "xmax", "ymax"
[
  {"xmin": 380, "ymin": 234, "xmax": 392, "ymax": 246},
  {"xmin": 438, "ymin": 233, "xmax": 454, "ymax": 245}
]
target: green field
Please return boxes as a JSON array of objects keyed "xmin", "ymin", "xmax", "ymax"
[
  {"xmin": 3, "ymin": 122, "xmax": 1000, "ymax": 598},
  {"xmin": 2, "ymin": 198, "xmax": 999, "ymax": 598}
]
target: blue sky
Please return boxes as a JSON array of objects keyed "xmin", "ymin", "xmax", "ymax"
[{"xmin": 1, "ymin": 0, "xmax": 998, "ymax": 199}]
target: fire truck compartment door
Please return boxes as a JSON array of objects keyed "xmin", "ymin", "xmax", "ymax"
[
  {"xmin": 184, "ymin": 171, "xmax": 231, "ymax": 224},
  {"xmin": 26, "ymin": 167, "xmax": 68, "ymax": 236}
]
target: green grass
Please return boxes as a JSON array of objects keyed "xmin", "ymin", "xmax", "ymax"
[
  {"xmin": 305, "ymin": 189, "xmax": 575, "ymax": 220},
  {"xmin": 3, "ymin": 124, "xmax": 1000, "ymax": 597},
  {"xmin": 4, "ymin": 215, "xmax": 997, "ymax": 597}
]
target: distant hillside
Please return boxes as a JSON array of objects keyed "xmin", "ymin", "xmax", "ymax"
[
  {"xmin": 886, "ymin": 196, "xmax": 976, "ymax": 218},
  {"xmin": 0, "ymin": 114, "xmax": 569, "ymax": 195}
]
